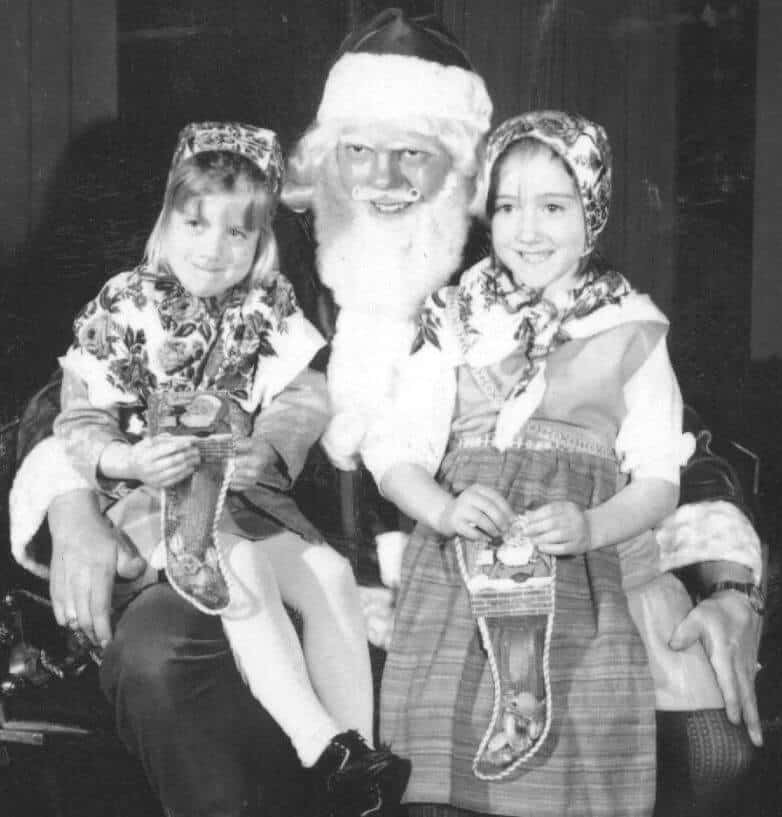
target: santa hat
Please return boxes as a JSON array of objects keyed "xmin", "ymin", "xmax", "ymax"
[{"xmin": 316, "ymin": 8, "xmax": 492, "ymax": 137}]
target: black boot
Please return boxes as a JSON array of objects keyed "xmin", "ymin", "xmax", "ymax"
[{"xmin": 310, "ymin": 730, "xmax": 411, "ymax": 817}]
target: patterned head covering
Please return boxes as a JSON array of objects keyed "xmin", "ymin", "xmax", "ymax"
[
  {"xmin": 483, "ymin": 111, "xmax": 612, "ymax": 250},
  {"xmin": 169, "ymin": 122, "xmax": 285, "ymax": 195}
]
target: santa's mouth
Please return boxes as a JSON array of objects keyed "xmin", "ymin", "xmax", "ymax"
[
  {"xmin": 352, "ymin": 185, "xmax": 421, "ymax": 213},
  {"xmin": 370, "ymin": 199, "xmax": 413, "ymax": 214}
]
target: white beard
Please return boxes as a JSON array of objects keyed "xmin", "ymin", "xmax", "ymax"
[
  {"xmin": 314, "ymin": 160, "xmax": 472, "ymax": 320},
  {"xmin": 312, "ymin": 158, "xmax": 473, "ymax": 468}
]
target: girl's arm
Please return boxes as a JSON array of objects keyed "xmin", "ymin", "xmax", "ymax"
[
  {"xmin": 525, "ymin": 478, "xmax": 678, "ymax": 555},
  {"xmin": 381, "ymin": 462, "xmax": 513, "ymax": 540},
  {"xmin": 56, "ymin": 369, "xmax": 199, "ymax": 489},
  {"xmin": 528, "ymin": 323, "xmax": 685, "ymax": 555},
  {"xmin": 54, "ymin": 368, "xmax": 132, "ymax": 490},
  {"xmin": 587, "ymin": 477, "xmax": 678, "ymax": 549}
]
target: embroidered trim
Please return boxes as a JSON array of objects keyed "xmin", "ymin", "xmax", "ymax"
[{"xmin": 453, "ymin": 421, "xmax": 613, "ymax": 459}]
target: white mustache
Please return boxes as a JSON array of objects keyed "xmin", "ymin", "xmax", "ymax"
[{"xmin": 351, "ymin": 185, "xmax": 421, "ymax": 204}]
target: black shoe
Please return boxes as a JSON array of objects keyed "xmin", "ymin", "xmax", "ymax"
[{"xmin": 311, "ymin": 730, "xmax": 411, "ymax": 817}]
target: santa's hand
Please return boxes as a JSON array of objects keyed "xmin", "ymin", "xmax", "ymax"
[
  {"xmin": 49, "ymin": 490, "xmax": 120, "ymax": 648},
  {"xmin": 669, "ymin": 591, "xmax": 763, "ymax": 747},
  {"xmin": 437, "ymin": 484, "xmax": 513, "ymax": 540},
  {"xmin": 230, "ymin": 437, "xmax": 281, "ymax": 491},
  {"xmin": 526, "ymin": 501, "xmax": 592, "ymax": 555}
]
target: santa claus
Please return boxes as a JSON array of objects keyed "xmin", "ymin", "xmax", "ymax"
[{"xmin": 283, "ymin": 9, "xmax": 492, "ymax": 470}]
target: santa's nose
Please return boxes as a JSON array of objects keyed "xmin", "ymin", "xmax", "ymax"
[{"xmin": 370, "ymin": 151, "xmax": 404, "ymax": 190}]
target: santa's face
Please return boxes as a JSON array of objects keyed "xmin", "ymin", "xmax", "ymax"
[
  {"xmin": 313, "ymin": 124, "xmax": 473, "ymax": 320},
  {"xmin": 335, "ymin": 125, "xmax": 453, "ymax": 214}
]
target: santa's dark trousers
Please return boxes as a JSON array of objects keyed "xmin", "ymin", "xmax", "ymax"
[{"xmin": 100, "ymin": 582, "xmax": 305, "ymax": 817}]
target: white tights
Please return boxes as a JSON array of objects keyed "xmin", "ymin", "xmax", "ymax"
[{"xmin": 220, "ymin": 531, "xmax": 374, "ymax": 767}]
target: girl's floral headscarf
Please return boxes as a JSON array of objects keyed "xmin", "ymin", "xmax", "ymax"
[
  {"xmin": 480, "ymin": 110, "xmax": 612, "ymax": 251},
  {"xmin": 412, "ymin": 111, "xmax": 668, "ymax": 449},
  {"xmin": 169, "ymin": 121, "xmax": 285, "ymax": 195},
  {"xmin": 61, "ymin": 122, "xmax": 323, "ymax": 417}
]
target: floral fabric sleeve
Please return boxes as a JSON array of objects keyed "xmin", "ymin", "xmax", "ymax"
[
  {"xmin": 54, "ymin": 271, "xmax": 149, "ymax": 490},
  {"xmin": 58, "ymin": 269, "xmax": 159, "ymax": 408},
  {"xmin": 237, "ymin": 274, "xmax": 326, "ymax": 413}
]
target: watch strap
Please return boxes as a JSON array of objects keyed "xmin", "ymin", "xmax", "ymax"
[{"xmin": 705, "ymin": 580, "xmax": 765, "ymax": 615}]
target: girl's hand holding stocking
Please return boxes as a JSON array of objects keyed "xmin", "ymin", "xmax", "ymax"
[
  {"xmin": 99, "ymin": 435, "xmax": 200, "ymax": 488},
  {"xmin": 525, "ymin": 501, "xmax": 592, "ymax": 555},
  {"xmin": 128, "ymin": 435, "xmax": 201, "ymax": 488},
  {"xmin": 437, "ymin": 484, "xmax": 513, "ymax": 540}
]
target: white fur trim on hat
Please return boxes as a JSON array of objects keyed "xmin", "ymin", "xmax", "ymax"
[{"xmin": 317, "ymin": 52, "xmax": 492, "ymax": 135}]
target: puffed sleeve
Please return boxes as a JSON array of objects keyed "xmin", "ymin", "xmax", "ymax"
[
  {"xmin": 614, "ymin": 330, "xmax": 694, "ymax": 484},
  {"xmin": 361, "ymin": 340, "xmax": 457, "ymax": 488},
  {"xmin": 240, "ymin": 273, "xmax": 326, "ymax": 413},
  {"xmin": 361, "ymin": 286, "xmax": 463, "ymax": 486}
]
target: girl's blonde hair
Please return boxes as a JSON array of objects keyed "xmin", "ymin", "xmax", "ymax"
[{"xmin": 145, "ymin": 150, "xmax": 279, "ymax": 284}]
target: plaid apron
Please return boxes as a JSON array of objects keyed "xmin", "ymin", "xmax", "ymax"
[{"xmin": 381, "ymin": 419, "xmax": 656, "ymax": 817}]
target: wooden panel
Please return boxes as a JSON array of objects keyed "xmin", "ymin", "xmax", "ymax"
[
  {"xmin": 30, "ymin": 0, "xmax": 71, "ymax": 228},
  {"xmin": 441, "ymin": 0, "xmax": 677, "ymax": 312},
  {"xmin": 71, "ymin": 0, "xmax": 118, "ymax": 133},
  {"xmin": 0, "ymin": 1, "xmax": 32, "ymax": 261},
  {"xmin": 751, "ymin": 0, "xmax": 782, "ymax": 359}
]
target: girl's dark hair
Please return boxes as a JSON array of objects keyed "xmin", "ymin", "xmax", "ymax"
[{"xmin": 485, "ymin": 137, "xmax": 577, "ymax": 218}]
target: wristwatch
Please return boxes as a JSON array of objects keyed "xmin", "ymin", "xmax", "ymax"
[{"xmin": 706, "ymin": 581, "xmax": 766, "ymax": 616}]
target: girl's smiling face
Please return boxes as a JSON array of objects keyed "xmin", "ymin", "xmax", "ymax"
[
  {"xmin": 490, "ymin": 143, "xmax": 587, "ymax": 297},
  {"xmin": 163, "ymin": 191, "xmax": 267, "ymax": 298}
]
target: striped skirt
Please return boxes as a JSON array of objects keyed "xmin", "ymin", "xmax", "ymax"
[{"xmin": 381, "ymin": 421, "xmax": 656, "ymax": 817}]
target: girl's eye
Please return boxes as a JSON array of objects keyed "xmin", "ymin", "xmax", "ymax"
[
  {"xmin": 545, "ymin": 203, "xmax": 564, "ymax": 214},
  {"xmin": 494, "ymin": 202, "xmax": 515, "ymax": 214},
  {"xmin": 229, "ymin": 227, "xmax": 247, "ymax": 239},
  {"xmin": 345, "ymin": 143, "xmax": 369, "ymax": 156},
  {"xmin": 401, "ymin": 149, "xmax": 425, "ymax": 160}
]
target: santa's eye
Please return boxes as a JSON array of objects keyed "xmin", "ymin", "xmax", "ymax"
[{"xmin": 344, "ymin": 143, "xmax": 370, "ymax": 156}]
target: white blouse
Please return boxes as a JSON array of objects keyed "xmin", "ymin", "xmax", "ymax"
[{"xmin": 362, "ymin": 321, "xmax": 694, "ymax": 490}]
